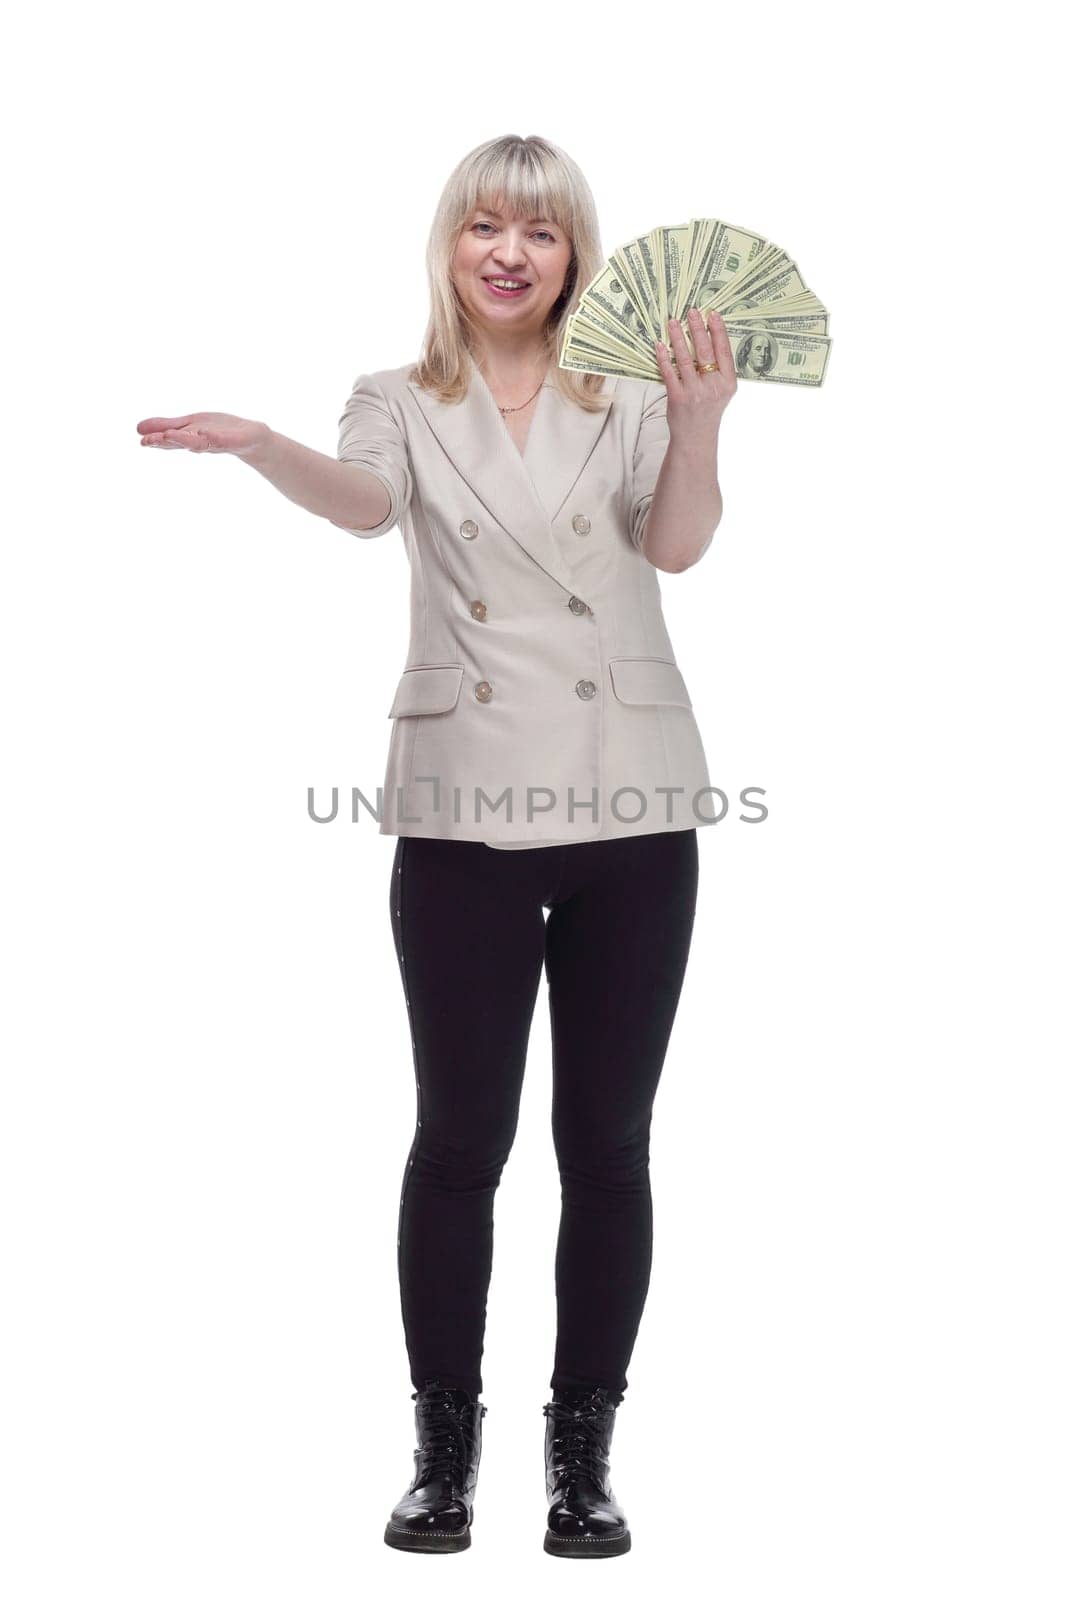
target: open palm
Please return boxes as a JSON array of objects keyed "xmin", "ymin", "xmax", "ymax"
[{"xmin": 136, "ymin": 412, "xmax": 270, "ymax": 456}]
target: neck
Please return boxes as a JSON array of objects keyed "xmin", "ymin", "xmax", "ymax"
[{"xmin": 471, "ymin": 332, "xmax": 552, "ymax": 395}]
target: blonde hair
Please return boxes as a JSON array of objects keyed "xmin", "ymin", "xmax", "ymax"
[{"xmin": 409, "ymin": 134, "xmax": 610, "ymax": 414}]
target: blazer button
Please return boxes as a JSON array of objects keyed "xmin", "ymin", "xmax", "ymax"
[
  {"xmin": 572, "ymin": 513, "xmax": 591, "ymax": 535},
  {"xmin": 470, "ymin": 600, "xmax": 487, "ymax": 621},
  {"xmin": 575, "ymin": 679, "xmax": 597, "ymax": 700},
  {"xmin": 460, "ymin": 519, "xmax": 480, "ymax": 539},
  {"xmin": 474, "ymin": 680, "xmax": 493, "ymax": 702},
  {"xmin": 568, "ymin": 596, "xmax": 588, "ymax": 615}
]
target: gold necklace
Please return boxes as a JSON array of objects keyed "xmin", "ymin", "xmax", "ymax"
[{"xmin": 491, "ymin": 376, "xmax": 546, "ymax": 417}]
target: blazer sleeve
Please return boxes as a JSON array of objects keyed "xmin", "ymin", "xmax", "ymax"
[
  {"xmin": 333, "ymin": 371, "xmax": 413, "ymax": 538},
  {"xmin": 629, "ymin": 381, "xmax": 669, "ymax": 551}
]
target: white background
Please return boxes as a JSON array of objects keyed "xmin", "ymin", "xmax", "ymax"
[{"xmin": 3, "ymin": 2, "xmax": 1063, "ymax": 1594}]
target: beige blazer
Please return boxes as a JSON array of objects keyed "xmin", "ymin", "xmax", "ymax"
[{"xmin": 334, "ymin": 361, "xmax": 713, "ymax": 849}]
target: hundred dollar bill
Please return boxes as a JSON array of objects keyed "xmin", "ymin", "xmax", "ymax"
[
  {"xmin": 561, "ymin": 310, "xmax": 659, "ymax": 369},
  {"xmin": 576, "ymin": 261, "xmax": 658, "ymax": 353},
  {"xmin": 724, "ymin": 292, "xmax": 825, "ymax": 315},
  {"xmin": 654, "ymin": 224, "xmax": 694, "ymax": 337},
  {"xmin": 608, "ymin": 236, "xmax": 663, "ymax": 346},
  {"xmin": 722, "ymin": 322, "xmax": 831, "ymax": 385},
  {"xmin": 564, "ymin": 273, "xmax": 660, "ymax": 365},
  {"xmin": 559, "ymin": 345, "xmax": 660, "ymax": 380},
  {"xmin": 564, "ymin": 304, "xmax": 658, "ymax": 364},
  {"xmin": 725, "ymin": 310, "xmax": 829, "ymax": 335},
  {"xmin": 561, "ymin": 326, "xmax": 659, "ymax": 379},
  {"xmin": 704, "ymin": 255, "xmax": 809, "ymax": 317},
  {"xmin": 677, "ymin": 218, "xmax": 774, "ymax": 313}
]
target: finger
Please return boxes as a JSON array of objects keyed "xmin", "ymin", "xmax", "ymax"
[
  {"xmin": 170, "ymin": 428, "xmax": 217, "ymax": 452},
  {"xmin": 706, "ymin": 311, "xmax": 737, "ymax": 381},
  {"xmin": 653, "ymin": 337, "xmax": 682, "ymax": 398},
  {"xmin": 666, "ymin": 316, "xmax": 696, "ymax": 380},
  {"xmin": 142, "ymin": 426, "xmax": 213, "ymax": 451},
  {"xmin": 686, "ymin": 305, "xmax": 715, "ymax": 366},
  {"xmin": 136, "ymin": 416, "xmax": 195, "ymax": 435}
]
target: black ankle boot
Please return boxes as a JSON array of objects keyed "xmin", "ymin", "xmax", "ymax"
[
  {"xmin": 383, "ymin": 1379, "xmax": 487, "ymax": 1552},
  {"xmin": 542, "ymin": 1385, "xmax": 631, "ymax": 1557}
]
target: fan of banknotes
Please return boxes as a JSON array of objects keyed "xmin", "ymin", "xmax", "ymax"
[{"xmin": 560, "ymin": 217, "xmax": 831, "ymax": 388}]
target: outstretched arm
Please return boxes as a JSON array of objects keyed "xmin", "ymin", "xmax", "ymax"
[{"xmin": 136, "ymin": 411, "xmax": 392, "ymax": 533}]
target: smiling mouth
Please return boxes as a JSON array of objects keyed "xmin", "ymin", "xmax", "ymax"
[{"xmin": 482, "ymin": 276, "xmax": 532, "ymax": 297}]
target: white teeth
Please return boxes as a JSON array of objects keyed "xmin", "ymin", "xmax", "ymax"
[{"xmin": 487, "ymin": 278, "xmax": 527, "ymax": 289}]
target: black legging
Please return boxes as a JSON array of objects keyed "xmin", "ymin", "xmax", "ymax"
[{"xmin": 388, "ymin": 828, "xmax": 700, "ymax": 1399}]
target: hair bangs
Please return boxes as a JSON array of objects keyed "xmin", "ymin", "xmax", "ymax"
[{"xmin": 463, "ymin": 148, "xmax": 574, "ymax": 238}]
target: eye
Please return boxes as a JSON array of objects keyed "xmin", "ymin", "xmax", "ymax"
[{"xmin": 472, "ymin": 220, "xmax": 556, "ymax": 242}]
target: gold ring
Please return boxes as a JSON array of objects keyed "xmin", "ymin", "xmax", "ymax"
[{"xmin": 697, "ymin": 361, "xmax": 719, "ymax": 373}]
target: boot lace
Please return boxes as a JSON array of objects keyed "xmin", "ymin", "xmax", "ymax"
[
  {"xmin": 414, "ymin": 1392, "xmax": 473, "ymax": 1485},
  {"xmin": 543, "ymin": 1397, "xmax": 609, "ymax": 1487}
]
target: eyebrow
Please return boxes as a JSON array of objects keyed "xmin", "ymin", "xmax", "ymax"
[{"xmin": 479, "ymin": 209, "xmax": 556, "ymax": 225}]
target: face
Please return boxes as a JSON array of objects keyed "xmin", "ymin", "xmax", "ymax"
[{"xmin": 452, "ymin": 202, "xmax": 572, "ymax": 337}]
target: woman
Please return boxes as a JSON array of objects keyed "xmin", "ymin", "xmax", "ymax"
[{"xmin": 137, "ymin": 133, "xmax": 736, "ymax": 1558}]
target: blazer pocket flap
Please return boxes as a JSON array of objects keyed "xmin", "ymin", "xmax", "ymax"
[
  {"xmin": 388, "ymin": 664, "xmax": 465, "ymax": 718},
  {"xmin": 609, "ymin": 656, "xmax": 692, "ymax": 709}
]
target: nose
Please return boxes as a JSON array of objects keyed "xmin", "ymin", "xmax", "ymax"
[{"xmin": 491, "ymin": 230, "xmax": 530, "ymax": 274}]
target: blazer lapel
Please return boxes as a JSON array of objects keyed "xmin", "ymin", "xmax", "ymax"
[{"xmin": 406, "ymin": 364, "xmax": 617, "ymax": 595}]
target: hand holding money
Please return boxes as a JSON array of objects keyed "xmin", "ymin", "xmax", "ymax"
[
  {"xmin": 652, "ymin": 307, "xmax": 737, "ymax": 450},
  {"xmin": 561, "ymin": 217, "xmax": 832, "ymax": 389}
]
